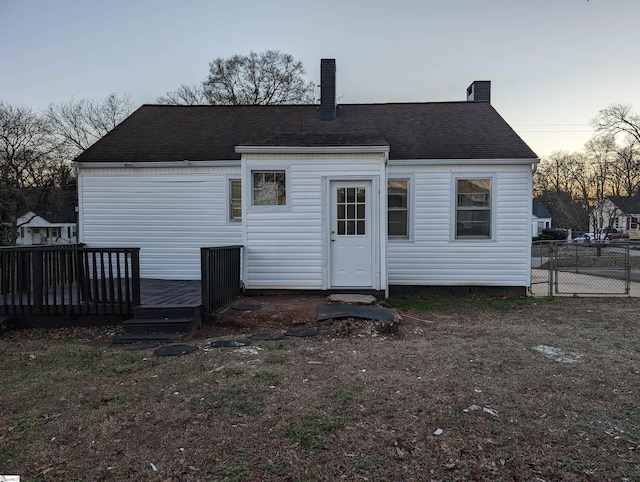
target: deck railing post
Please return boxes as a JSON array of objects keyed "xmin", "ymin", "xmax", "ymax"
[
  {"xmin": 0, "ymin": 245, "xmax": 141, "ymax": 317},
  {"xmin": 200, "ymin": 247, "xmax": 211, "ymax": 312},
  {"xmin": 130, "ymin": 248, "xmax": 141, "ymax": 306},
  {"xmin": 32, "ymin": 250, "xmax": 44, "ymax": 313},
  {"xmin": 18, "ymin": 250, "xmax": 30, "ymax": 293},
  {"xmin": 200, "ymin": 245, "xmax": 242, "ymax": 313}
]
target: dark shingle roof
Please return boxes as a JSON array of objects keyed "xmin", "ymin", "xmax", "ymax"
[
  {"xmin": 75, "ymin": 102, "xmax": 538, "ymax": 163},
  {"xmin": 607, "ymin": 196, "xmax": 640, "ymax": 214},
  {"xmin": 532, "ymin": 198, "xmax": 552, "ymax": 218}
]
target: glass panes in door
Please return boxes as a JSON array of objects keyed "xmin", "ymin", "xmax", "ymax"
[{"xmin": 336, "ymin": 187, "xmax": 366, "ymax": 235}]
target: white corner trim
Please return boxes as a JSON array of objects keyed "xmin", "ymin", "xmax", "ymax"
[
  {"xmin": 388, "ymin": 158, "xmax": 539, "ymax": 166},
  {"xmin": 75, "ymin": 160, "xmax": 241, "ymax": 169},
  {"xmin": 235, "ymin": 145, "xmax": 390, "ymax": 155}
]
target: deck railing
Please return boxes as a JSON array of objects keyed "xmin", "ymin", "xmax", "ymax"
[
  {"xmin": 0, "ymin": 246, "xmax": 140, "ymax": 316},
  {"xmin": 201, "ymin": 245, "xmax": 242, "ymax": 313}
]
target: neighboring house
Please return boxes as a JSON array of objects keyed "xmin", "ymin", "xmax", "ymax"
[
  {"xmin": 590, "ymin": 196, "xmax": 640, "ymax": 239},
  {"xmin": 16, "ymin": 211, "xmax": 77, "ymax": 246},
  {"xmin": 74, "ymin": 59, "xmax": 539, "ymax": 296},
  {"xmin": 532, "ymin": 198, "xmax": 552, "ymax": 237}
]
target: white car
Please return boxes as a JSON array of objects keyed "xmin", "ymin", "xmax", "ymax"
[{"xmin": 570, "ymin": 233, "xmax": 593, "ymax": 243}]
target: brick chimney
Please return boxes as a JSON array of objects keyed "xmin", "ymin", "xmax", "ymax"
[
  {"xmin": 466, "ymin": 81, "xmax": 491, "ymax": 103},
  {"xmin": 320, "ymin": 59, "xmax": 336, "ymax": 120}
]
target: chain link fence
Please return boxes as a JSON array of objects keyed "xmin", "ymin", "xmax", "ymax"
[{"xmin": 531, "ymin": 241, "xmax": 630, "ymax": 297}]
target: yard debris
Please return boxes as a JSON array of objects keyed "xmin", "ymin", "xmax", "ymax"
[
  {"xmin": 236, "ymin": 346, "xmax": 262, "ymax": 355},
  {"xmin": 400, "ymin": 313, "xmax": 434, "ymax": 324},
  {"xmin": 534, "ymin": 345, "xmax": 584, "ymax": 364},
  {"xmin": 209, "ymin": 340, "xmax": 248, "ymax": 348},
  {"xmin": 375, "ymin": 318, "xmax": 399, "ymax": 335},
  {"xmin": 483, "ymin": 407, "xmax": 498, "ymax": 417},
  {"xmin": 150, "ymin": 462, "xmax": 158, "ymax": 471},
  {"xmin": 466, "ymin": 405, "xmax": 482, "ymax": 411},
  {"xmin": 434, "ymin": 428, "xmax": 444, "ymax": 436}
]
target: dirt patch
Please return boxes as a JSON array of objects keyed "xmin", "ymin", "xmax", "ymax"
[{"xmin": 1, "ymin": 295, "xmax": 639, "ymax": 481}]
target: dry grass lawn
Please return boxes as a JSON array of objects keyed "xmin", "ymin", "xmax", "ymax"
[{"xmin": 1, "ymin": 295, "xmax": 639, "ymax": 481}]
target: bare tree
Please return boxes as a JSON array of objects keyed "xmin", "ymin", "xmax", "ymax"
[
  {"xmin": 202, "ymin": 50, "xmax": 316, "ymax": 105},
  {"xmin": 533, "ymin": 151, "xmax": 590, "ymax": 229},
  {"xmin": 46, "ymin": 93, "xmax": 133, "ymax": 155},
  {"xmin": 0, "ymin": 101, "xmax": 55, "ymax": 241},
  {"xmin": 593, "ymin": 103, "xmax": 640, "ymax": 145},
  {"xmin": 610, "ymin": 139, "xmax": 640, "ymax": 197},
  {"xmin": 157, "ymin": 84, "xmax": 207, "ymax": 105},
  {"xmin": 583, "ymin": 136, "xmax": 617, "ymax": 234}
]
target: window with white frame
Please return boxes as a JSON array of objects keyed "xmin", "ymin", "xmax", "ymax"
[
  {"xmin": 388, "ymin": 179, "xmax": 409, "ymax": 237},
  {"xmin": 455, "ymin": 178, "xmax": 491, "ymax": 239},
  {"xmin": 229, "ymin": 179, "xmax": 242, "ymax": 221},
  {"xmin": 252, "ymin": 171, "xmax": 286, "ymax": 205}
]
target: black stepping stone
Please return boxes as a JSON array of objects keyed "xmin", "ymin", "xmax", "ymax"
[
  {"xmin": 285, "ymin": 327, "xmax": 318, "ymax": 337},
  {"xmin": 231, "ymin": 304, "xmax": 262, "ymax": 311},
  {"xmin": 209, "ymin": 339, "xmax": 249, "ymax": 348},
  {"xmin": 154, "ymin": 344, "xmax": 198, "ymax": 357},
  {"xmin": 246, "ymin": 333, "xmax": 284, "ymax": 341},
  {"xmin": 122, "ymin": 341, "xmax": 160, "ymax": 351}
]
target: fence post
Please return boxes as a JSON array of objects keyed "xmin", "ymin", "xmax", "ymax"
[{"xmin": 548, "ymin": 243, "xmax": 554, "ymax": 297}]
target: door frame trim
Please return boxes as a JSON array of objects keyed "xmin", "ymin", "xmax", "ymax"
[{"xmin": 322, "ymin": 176, "xmax": 382, "ymax": 290}]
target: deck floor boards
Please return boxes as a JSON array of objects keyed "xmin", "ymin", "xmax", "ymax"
[
  {"xmin": 1, "ymin": 278, "xmax": 202, "ymax": 311},
  {"xmin": 140, "ymin": 279, "xmax": 202, "ymax": 306}
]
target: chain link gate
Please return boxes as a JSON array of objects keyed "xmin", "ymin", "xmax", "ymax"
[{"xmin": 531, "ymin": 241, "xmax": 630, "ymax": 297}]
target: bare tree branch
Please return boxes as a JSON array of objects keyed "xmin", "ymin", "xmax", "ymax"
[
  {"xmin": 156, "ymin": 84, "xmax": 207, "ymax": 105},
  {"xmin": 593, "ymin": 103, "xmax": 640, "ymax": 145},
  {"xmin": 46, "ymin": 93, "xmax": 133, "ymax": 155},
  {"xmin": 202, "ymin": 50, "xmax": 316, "ymax": 105}
]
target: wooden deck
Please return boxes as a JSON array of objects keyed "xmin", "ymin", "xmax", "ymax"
[
  {"xmin": 140, "ymin": 279, "xmax": 202, "ymax": 306},
  {"xmin": 1, "ymin": 245, "xmax": 241, "ymax": 318},
  {"xmin": 1, "ymin": 278, "xmax": 203, "ymax": 316}
]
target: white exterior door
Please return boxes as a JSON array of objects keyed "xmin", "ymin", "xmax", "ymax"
[{"xmin": 329, "ymin": 181, "xmax": 373, "ymax": 287}]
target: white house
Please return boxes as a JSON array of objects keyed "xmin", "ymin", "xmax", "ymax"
[
  {"xmin": 74, "ymin": 59, "xmax": 539, "ymax": 297},
  {"xmin": 589, "ymin": 195, "xmax": 640, "ymax": 239},
  {"xmin": 16, "ymin": 211, "xmax": 77, "ymax": 246},
  {"xmin": 532, "ymin": 198, "xmax": 552, "ymax": 236}
]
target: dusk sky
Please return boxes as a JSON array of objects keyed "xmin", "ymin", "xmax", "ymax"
[{"xmin": 1, "ymin": 0, "xmax": 639, "ymax": 159}]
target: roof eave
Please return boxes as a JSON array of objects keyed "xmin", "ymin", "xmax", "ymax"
[
  {"xmin": 235, "ymin": 145, "xmax": 390, "ymax": 155},
  {"xmin": 388, "ymin": 157, "xmax": 540, "ymax": 166}
]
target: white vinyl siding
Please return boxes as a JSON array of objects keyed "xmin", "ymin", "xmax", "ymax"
[
  {"xmin": 79, "ymin": 166, "xmax": 242, "ymax": 280},
  {"xmin": 387, "ymin": 163, "xmax": 532, "ymax": 287},
  {"xmin": 242, "ymin": 153, "xmax": 386, "ymax": 290}
]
